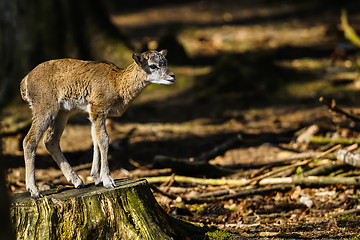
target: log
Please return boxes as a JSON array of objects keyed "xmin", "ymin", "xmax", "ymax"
[{"xmin": 10, "ymin": 178, "xmax": 210, "ymax": 240}]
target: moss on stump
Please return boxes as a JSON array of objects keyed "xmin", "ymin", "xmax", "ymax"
[{"xmin": 10, "ymin": 178, "xmax": 208, "ymax": 240}]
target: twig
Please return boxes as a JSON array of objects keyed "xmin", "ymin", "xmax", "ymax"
[
  {"xmin": 309, "ymin": 136, "xmax": 360, "ymax": 145},
  {"xmin": 341, "ymin": 9, "xmax": 360, "ymax": 47},
  {"xmin": 303, "ymin": 163, "xmax": 344, "ymax": 177},
  {"xmin": 163, "ymin": 173, "xmax": 176, "ymax": 193},
  {"xmin": 149, "ymin": 184, "xmax": 177, "ymax": 200},
  {"xmin": 331, "ymin": 208, "xmax": 360, "ymax": 217},
  {"xmin": 319, "ymin": 96, "xmax": 360, "ymax": 122}
]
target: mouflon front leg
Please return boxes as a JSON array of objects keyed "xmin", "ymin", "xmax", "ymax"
[
  {"xmin": 90, "ymin": 110, "xmax": 115, "ymax": 188},
  {"xmin": 90, "ymin": 123, "xmax": 101, "ymax": 185}
]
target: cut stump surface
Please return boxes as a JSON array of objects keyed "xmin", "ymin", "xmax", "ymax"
[{"xmin": 10, "ymin": 178, "xmax": 207, "ymax": 240}]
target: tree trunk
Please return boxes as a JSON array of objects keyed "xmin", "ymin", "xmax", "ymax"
[
  {"xmin": 10, "ymin": 179, "xmax": 207, "ymax": 240},
  {"xmin": 0, "ymin": 132, "xmax": 15, "ymax": 240},
  {"xmin": 0, "ymin": 0, "xmax": 132, "ymax": 108}
]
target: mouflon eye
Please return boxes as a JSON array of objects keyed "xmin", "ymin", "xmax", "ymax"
[{"xmin": 149, "ymin": 64, "xmax": 158, "ymax": 69}]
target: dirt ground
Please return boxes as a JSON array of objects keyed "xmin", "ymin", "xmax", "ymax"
[{"xmin": 3, "ymin": 1, "xmax": 360, "ymax": 239}]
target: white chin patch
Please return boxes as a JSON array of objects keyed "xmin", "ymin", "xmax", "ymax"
[{"xmin": 150, "ymin": 79, "xmax": 174, "ymax": 85}]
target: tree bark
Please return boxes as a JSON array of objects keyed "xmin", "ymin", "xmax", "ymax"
[
  {"xmin": 0, "ymin": 0, "xmax": 132, "ymax": 108},
  {"xmin": 0, "ymin": 130, "xmax": 15, "ymax": 240},
  {"xmin": 10, "ymin": 178, "xmax": 207, "ymax": 240}
]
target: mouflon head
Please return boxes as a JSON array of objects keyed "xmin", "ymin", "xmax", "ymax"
[{"xmin": 132, "ymin": 50, "xmax": 176, "ymax": 85}]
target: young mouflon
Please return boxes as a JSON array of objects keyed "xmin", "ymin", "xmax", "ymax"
[{"xmin": 20, "ymin": 50, "xmax": 175, "ymax": 198}]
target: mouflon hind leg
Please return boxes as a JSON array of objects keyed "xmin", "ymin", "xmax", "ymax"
[
  {"xmin": 23, "ymin": 114, "xmax": 53, "ymax": 198},
  {"xmin": 43, "ymin": 110, "xmax": 84, "ymax": 189}
]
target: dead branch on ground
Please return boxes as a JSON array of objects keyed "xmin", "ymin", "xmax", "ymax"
[
  {"xmin": 319, "ymin": 96, "xmax": 360, "ymax": 123},
  {"xmin": 337, "ymin": 149, "xmax": 360, "ymax": 167}
]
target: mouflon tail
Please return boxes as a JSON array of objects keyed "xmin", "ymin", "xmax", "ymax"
[{"xmin": 20, "ymin": 75, "xmax": 29, "ymax": 102}]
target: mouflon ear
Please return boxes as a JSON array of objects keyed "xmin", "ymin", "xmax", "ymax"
[
  {"xmin": 132, "ymin": 53, "xmax": 146, "ymax": 67},
  {"xmin": 160, "ymin": 49, "xmax": 167, "ymax": 57}
]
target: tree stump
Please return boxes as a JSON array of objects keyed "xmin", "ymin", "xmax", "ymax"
[{"xmin": 10, "ymin": 178, "xmax": 207, "ymax": 240}]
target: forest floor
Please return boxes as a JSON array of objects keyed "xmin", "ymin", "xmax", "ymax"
[{"xmin": 3, "ymin": 0, "xmax": 360, "ymax": 239}]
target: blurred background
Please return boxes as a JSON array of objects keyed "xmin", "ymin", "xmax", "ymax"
[{"xmin": 1, "ymin": 0, "xmax": 360, "ymax": 193}]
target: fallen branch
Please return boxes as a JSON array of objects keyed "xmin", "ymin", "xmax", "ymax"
[
  {"xmin": 263, "ymin": 175, "xmax": 360, "ymax": 186},
  {"xmin": 146, "ymin": 175, "xmax": 248, "ymax": 186},
  {"xmin": 192, "ymin": 188, "xmax": 234, "ymax": 199},
  {"xmin": 146, "ymin": 174, "xmax": 360, "ymax": 204},
  {"xmin": 199, "ymin": 185, "xmax": 293, "ymax": 201},
  {"xmin": 319, "ymin": 96, "xmax": 360, "ymax": 123},
  {"xmin": 184, "ymin": 185, "xmax": 294, "ymax": 203},
  {"xmin": 309, "ymin": 136, "xmax": 360, "ymax": 145},
  {"xmin": 129, "ymin": 168, "xmax": 172, "ymax": 178},
  {"xmin": 296, "ymin": 125, "xmax": 320, "ymax": 144},
  {"xmin": 303, "ymin": 163, "xmax": 344, "ymax": 177},
  {"xmin": 162, "ymin": 173, "xmax": 176, "ymax": 192},
  {"xmin": 331, "ymin": 208, "xmax": 360, "ymax": 217},
  {"xmin": 149, "ymin": 146, "xmax": 341, "ymax": 187},
  {"xmin": 336, "ymin": 149, "xmax": 360, "ymax": 167},
  {"xmin": 149, "ymin": 184, "xmax": 177, "ymax": 200}
]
